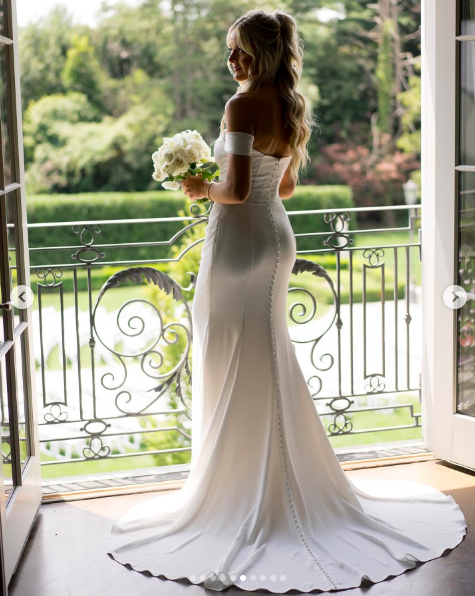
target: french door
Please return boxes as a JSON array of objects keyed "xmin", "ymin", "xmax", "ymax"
[
  {"xmin": 0, "ymin": 0, "xmax": 42, "ymax": 589},
  {"xmin": 423, "ymin": 0, "xmax": 475, "ymax": 470}
]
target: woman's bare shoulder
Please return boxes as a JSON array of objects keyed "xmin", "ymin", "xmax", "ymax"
[
  {"xmin": 232, "ymin": 88, "xmax": 276, "ymax": 111},
  {"xmin": 224, "ymin": 93, "xmax": 256, "ymax": 133}
]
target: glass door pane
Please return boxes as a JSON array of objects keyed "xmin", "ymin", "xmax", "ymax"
[
  {"xmin": 457, "ymin": 172, "xmax": 475, "ymax": 416},
  {"xmin": 0, "ymin": 193, "xmax": 21, "ymax": 505},
  {"xmin": 0, "ymin": 1, "xmax": 5, "ymax": 38},
  {"xmin": 459, "ymin": 39, "xmax": 475, "ymax": 164},
  {"xmin": 461, "ymin": 0, "xmax": 475, "ymax": 35},
  {"xmin": 0, "ymin": 357, "xmax": 12, "ymax": 500},
  {"xmin": 6, "ymin": 193, "xmax": 31, "ymax": 467},
  {"xmin": 0, "ymin": 44, "xmax": 12, "ymax": 186},
  {"xmin": 457, "ymin": 4, "xmax": 475, "ymax": 417}
]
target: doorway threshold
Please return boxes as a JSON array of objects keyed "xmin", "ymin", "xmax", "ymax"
[
  {"xmin": 41, "ymin": 440, "xmax": 433, "ymax": 503},
  {"xmin": 334, "ymin": 439, "xmax": 434, "ymax": 469}
]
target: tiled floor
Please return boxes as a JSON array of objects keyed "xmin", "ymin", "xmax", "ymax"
[{"xmin": 10, "ymin": 458, "xmax": 475, "ymax": 596}]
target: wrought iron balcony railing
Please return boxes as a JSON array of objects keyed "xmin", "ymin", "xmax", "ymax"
[{"xmin": 5, "ymin": 202, "xmax": 422, "ymax": 474}]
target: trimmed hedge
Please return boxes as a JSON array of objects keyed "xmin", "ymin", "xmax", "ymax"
[
  {"xmin": 26, "ymin": 185, "xmax": 353, "ymax": 267},
  {"xmin": 284, "ymin": 186, "xmax": 354, "ymax": 252},
  {"xmin": 27, "ymin": 191, "xmax": 189, "ymax": 267}
]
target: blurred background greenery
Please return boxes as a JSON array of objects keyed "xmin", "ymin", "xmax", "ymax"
[{"xmin": 20, "ymin": 0, "xmax": 421, "ymax": 219}]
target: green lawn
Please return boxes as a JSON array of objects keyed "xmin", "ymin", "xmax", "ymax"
[
  {"xmin": 32, "ymin": 283, "xmax": 152, "ymax": 313},
  {"xmin": 40, "ymin": 450, "xmax": 168, "ymax": 479},
  {"xmin": 327, "ymin": 392, "xmax": 422, "ymax": 449},
  {"xmin": 353, "ymin": 228, "xmax": 421, "ymax": 287}
]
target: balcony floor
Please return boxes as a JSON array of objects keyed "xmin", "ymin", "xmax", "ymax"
[
  {"xmin": 10, "ymin": 458, "xmax": 475, "ymax": 596},
  {"xmin": 40, "ymin": 440, "xmax": 431, "ymax": 499}
]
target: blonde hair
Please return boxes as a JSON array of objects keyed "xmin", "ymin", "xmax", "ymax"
[{"xmin": 220, "ymin": 9, "xmax": 317, "ymax": 184}]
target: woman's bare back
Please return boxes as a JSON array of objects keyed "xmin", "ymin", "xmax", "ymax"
[{"xmin": 240, "ymin": 84, "xmax": 292, "ymax": 158}]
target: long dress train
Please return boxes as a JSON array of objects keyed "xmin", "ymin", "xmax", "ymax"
[{"xmin": 106, "ymin": 130, "xmax": 467, "ymax": 593}]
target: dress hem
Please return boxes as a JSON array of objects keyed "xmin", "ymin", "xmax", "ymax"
[{"xmin": 107, "ymin": 523, "xmax": 467, "ymax": 594}]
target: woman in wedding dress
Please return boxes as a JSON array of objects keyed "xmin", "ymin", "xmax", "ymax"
[{"xmin": 107, "ymin": 9, "xmax": 467, "ymax": 593}]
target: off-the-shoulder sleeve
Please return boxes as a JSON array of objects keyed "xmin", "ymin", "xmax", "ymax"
[{"xmin": 224, "ymin": 131, "xmax": 254, "ymax": 156}]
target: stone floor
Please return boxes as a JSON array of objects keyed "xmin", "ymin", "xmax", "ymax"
[{"xmin": 9, "ymin": 457, "xmax": 475, "ymax": 596}]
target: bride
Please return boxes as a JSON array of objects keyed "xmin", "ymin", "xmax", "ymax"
[{"xmin": 107, "ymin": 9, "xmax": 467, "ymax": 592}]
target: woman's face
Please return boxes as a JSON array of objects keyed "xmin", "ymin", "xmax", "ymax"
[{"xmin": 227, "ymin": 29, "xmax": 252, "ymax": 82}]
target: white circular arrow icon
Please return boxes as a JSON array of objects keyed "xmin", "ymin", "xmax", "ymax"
[
  {"xmin": 10, "ymin": 285, "xmax": 34, "ymax": 309},
  {"xmin": 443, "ymin": 285, "xmax": 467, "ymax": 310}
]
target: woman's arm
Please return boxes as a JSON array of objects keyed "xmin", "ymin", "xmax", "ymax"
[
  {"xmin": 279, "ymin": 161, "xmax": 297, "ymax": 200},
  {"xmin": 210, "ymin": 95, "xmax": 254, "ymax": 203},
  {"xmin": 181, "ymin": 94, "xmax": 254, "ymax": 205},
  {"xmin": 182, "ymin": 94, "xmax": 254, "ymax": 204}
]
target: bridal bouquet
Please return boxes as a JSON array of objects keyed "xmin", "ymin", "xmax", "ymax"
[{"xmin": 152, "ymin": 130, "xmax": 219, "ymax": 203}]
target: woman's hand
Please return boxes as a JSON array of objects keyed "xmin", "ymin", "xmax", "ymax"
[{"xmin": 181, "ymin": 173, "xmax": 209, "ymax": 201}]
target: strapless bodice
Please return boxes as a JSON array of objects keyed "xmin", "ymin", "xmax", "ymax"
[{"xmin": 212, "ymin": 132, "xmax": 292, "ymax": 205}]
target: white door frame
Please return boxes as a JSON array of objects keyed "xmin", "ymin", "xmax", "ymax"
[{"xmin": 422, "ymin": 0, "xmax": 475, "ymax": 470}]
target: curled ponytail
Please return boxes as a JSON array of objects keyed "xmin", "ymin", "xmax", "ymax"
[{"xmin": 221, "ymin": 9, "xmax": 317, "ymax": 183}]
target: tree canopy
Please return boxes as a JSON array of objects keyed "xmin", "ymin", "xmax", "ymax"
[{"xmin": 19, "ymin": 0, "xmax": 421, "ymax": 206}]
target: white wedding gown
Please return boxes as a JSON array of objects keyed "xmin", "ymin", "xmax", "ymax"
[{"xmin": 107, "ymin": 130, "xmax": 467, "ymax": 593}]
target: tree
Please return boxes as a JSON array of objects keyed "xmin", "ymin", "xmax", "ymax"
[
  {"xmin": 375, "ymin": 18, "xmax": 394, "ymax": 135},
  {"xmin": 23, "ymin": 92, "xmax": 101, "ymax": 163},
  {"xmin": 24, "ymin": 83, "xmax": 173, "ymax": 193},
  {"xmin": 19, "ymin": 0, "xmax": 421, "ymax": 200},
  {"xmin": 18, "ymin": 6, "xmax": 78, "ymax": 111},
  {"xmin": 62, "ymin": 34, "xmax": 104, "ymax": 110},
  {"xmin": 396, "ymin": 62, "xmax": 421, "ymax": 156},
  {"xmin": 336, "ymin": 0, "xmax": 421, "ymax": 152}
]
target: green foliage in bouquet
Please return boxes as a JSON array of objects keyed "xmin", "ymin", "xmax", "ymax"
[{"xmin": 166, "ymin": 160, "xmax": 220, "ymax": 205}]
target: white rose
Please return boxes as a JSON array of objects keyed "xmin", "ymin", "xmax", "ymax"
[
  {"xmin": 173, "ymin": 135, "xmax": 186, "ymax": 149},
  {"xmin": 184, "ymin": 145, "xmax": 200, "ymax": 163},
  {"xmin": 200, "ymin": 149, "xmax": 212, "ymax": 162},
  {"xmin": 163, "ymin": 150, "xmax": 177, "ymax": 165},
  {"xmin": 183, "ymin": 133, "xmax": 196, "ymax": 146},
  {"xmin": 171, "ymin": 155, "xmax": 189, "ymax": 175},
  {"xmin": 196, "ymin": 139, "xmax": 212, "ymax": 159},
  {"xmin": 176, "ymin": 146, "xmax": 188, "ymax": 160},
  {"xmin": 152, "ymin": 165, "xmax": 167, "ymax": 182},
  {"xmin": 184, "ymin": 131, "xmax": 203, "ymax": 146},
  {"xmin": 162, "ymin": 180, "xmax": 181, "ymax": 190}
]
